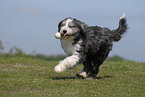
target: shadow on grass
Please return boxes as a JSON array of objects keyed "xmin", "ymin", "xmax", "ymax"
[
  {"xmin": 96, "ymin": 75, "xmax": 113, "ymax": 80},
  {"xmin": 50, "ymin": 75, "xmax": 112, "ymax": 80},
  {"xmin": 50, "ymin": 77, "xmax": 77, "ymax": 80}
]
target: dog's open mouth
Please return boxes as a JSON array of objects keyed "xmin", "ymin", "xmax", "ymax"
[
  {"xmin": 61, "ymin": 32, "xmax": 70, "ymax": 37},
  {"xmin": 60, "ymin": 31, "xmax": 75, "ymax": 38},
  {"xmin": 64, "ymin": 32, "xmax": 68, "ymax": 36},
  {"xmin": 60, "ymin": 33, "xmax": 68, "ymax": 37}
]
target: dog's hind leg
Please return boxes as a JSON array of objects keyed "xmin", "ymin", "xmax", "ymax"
[
  {"xmin": 87, "ymin": 65, "xmax": 100, "ymax": 79},
  {"xmin": 87, "ymin": 50, "xmax": 110, "ymax": 79},
  {"xmin": 76, "ymin": 58, "xmax": 92, "ymax": 78},
  {"xmin": 54, "ymin": 55, "xmax": 80, "ymax": 73}
]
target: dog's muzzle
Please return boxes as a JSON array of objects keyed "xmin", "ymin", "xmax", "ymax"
[{"xmin": 60, "ymin": 30, "xmax": 68, "ymax": 36}]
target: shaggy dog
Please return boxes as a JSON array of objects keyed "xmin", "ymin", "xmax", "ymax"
[{"xmin": 54, "ymin": 14, "xmax": 127, "ymax": 79}]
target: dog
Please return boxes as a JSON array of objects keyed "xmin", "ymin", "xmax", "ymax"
[{"xmin": 54, "ymin": 14, "xmax": 127, "ymax": 79}]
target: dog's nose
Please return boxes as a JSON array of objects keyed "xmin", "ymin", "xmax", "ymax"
[{"xmin": 63, "ymin": 30, "xmax": 67, "ymax": 34}]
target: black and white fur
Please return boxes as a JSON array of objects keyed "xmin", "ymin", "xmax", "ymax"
[{"xmin": 54, "ymin": 14, "xmax": 127, "ymax": 79}]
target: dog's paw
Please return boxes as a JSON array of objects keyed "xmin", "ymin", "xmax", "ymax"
[
  {"xmin": 55, "ymin": 32, "xmax": 61, "ymax": 39},
  {"xmin": 76, "ymin": 71, "xmax": 87, "ymax": 78},
  {"xmin": 54, "ymin": 65, "xmax": 62, "ymax": 73},
  {"xmin": 120, "ymin": 13, "xmax": 126, "ymax": 19}
]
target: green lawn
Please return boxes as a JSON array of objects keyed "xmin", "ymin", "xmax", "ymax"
[{"xmin": 0, "ymin": 56, "xmax": 145, "ymax": 97}]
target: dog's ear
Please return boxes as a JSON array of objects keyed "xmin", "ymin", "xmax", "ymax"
[{"xmin": 73, "ymin": 18, "xmax": 87, "ymax": 30}]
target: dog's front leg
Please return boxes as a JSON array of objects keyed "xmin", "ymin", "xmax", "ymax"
[{"xmin": 54, "ymin": 55, "xmax": 80, "ymax": 73}]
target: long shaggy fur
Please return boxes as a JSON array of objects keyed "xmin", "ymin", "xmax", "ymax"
[{"xmin": 54, "ymin": 14, "xmax": 127, "ymax": 79}]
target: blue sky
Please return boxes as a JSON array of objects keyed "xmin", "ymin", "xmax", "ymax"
[{"xmin": 0, "ymin": 0, "xmax": 145, "ymax": 62}]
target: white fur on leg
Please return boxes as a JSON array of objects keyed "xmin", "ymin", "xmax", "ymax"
[{"xmin": 54, "ymin": 55, "xmax": 80, "ymax": 73}]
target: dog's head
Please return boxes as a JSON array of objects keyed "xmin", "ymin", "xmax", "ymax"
[{"xmin": 58, "ymin": 17, "xmax": 87, "ymax": 37}]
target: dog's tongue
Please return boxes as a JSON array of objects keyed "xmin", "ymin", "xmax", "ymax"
[{"xmin": 64, "ymin": 33, "xmax": 68, "ymax": 36}]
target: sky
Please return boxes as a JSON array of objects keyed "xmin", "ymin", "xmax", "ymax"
[{"xmin": 0, "ymin": 0, "xmax": 145, "ymax": 62}]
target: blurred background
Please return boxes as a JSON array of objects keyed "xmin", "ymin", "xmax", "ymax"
[{"xmin": 0, "ymin": 0, "xmax": 145, "ymax": 62}]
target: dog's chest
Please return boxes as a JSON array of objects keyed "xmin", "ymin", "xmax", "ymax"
[{"xmin": 60, "ymin": 37, "xmax": 81, "ymax": 55}]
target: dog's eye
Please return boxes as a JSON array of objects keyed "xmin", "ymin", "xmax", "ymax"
[
  {"xmin": 69, "ymin": 26, "xmax": 76, "ymax": 28},
  {"xmin": 69, "ymin": 26, "xmax": 73, "ymax": 28},
  {"xmin": 62, "ymin": 24, "xmax": 65, "ymax": 26},
  {"xmin": 61, "ymin": 23, "xmax": 66, "ymax": 27}
]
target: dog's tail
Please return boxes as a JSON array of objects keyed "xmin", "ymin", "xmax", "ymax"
[{"xmin": 111, "ymin": 14, "xmax": 128, "ymax": 42}]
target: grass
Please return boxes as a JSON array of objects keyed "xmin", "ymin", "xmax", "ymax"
[{"xmin": 0, "ymin": 56, "xmax": 145, "ymax": 97}]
